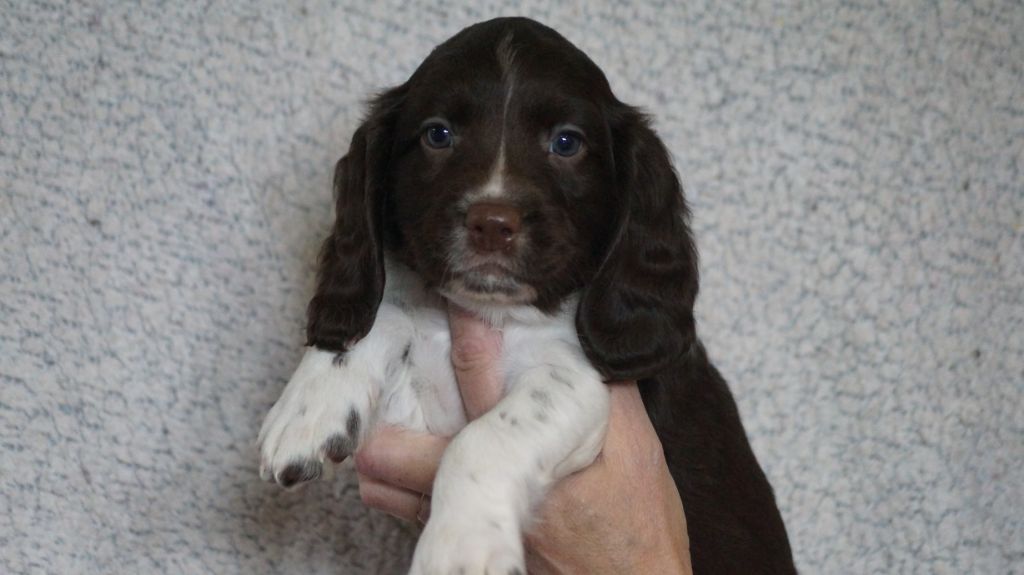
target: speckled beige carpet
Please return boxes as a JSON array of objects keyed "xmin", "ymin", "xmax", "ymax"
[{"xmin": 2, "ymin": 1, "xmax": 1022, "ymax": 573}]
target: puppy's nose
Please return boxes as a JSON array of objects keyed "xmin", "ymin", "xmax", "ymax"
[{"xmin": 465, "ymin": 202, "xmax": 522, "ymax": 254}]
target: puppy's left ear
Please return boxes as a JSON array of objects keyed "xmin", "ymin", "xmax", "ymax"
[{"xmin": 577, "ymin": 107, "xmax": 699, "ymax": 381}]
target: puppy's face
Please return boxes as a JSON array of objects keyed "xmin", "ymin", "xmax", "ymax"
[
  {"xmin": 386, "ymin": 24, "xmax": 621, "ymax": 311},
  {"xmin": 311, "ymin": 18, "xmax": 699, "ymax": 380}
]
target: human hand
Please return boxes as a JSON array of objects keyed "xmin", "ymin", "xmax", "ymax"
[{"xmin": 355, "ymin": 307, "xmax": 691, "ymax": 574}]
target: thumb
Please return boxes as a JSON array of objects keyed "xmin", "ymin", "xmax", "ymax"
[{"xmin": 448, "ymin": 305, "xmax": 504, "ymax": 420}]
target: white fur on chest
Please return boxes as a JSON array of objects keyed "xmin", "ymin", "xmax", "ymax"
[
  {"xmin": 376, "ymin": 258, "xmax": 586, "ymax": 437},
  {"xmin": 259, "ymin": 256, "xmax": 608, "ymax": 574}
]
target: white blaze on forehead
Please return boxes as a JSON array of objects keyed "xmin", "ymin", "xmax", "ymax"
[
  {"xmin": 477, "ymin": 154, "xmax": 506, "ymax": 200},
  {"xmin": 474, "ymin": 33, "xmax": 518, "ymax": 202}
]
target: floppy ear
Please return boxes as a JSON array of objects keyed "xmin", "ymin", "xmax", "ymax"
[
  {"xmin": 576, "ymin": 107, "xmax": 699, "ymax": 381},
  {"xmin": 305, "ymin": 87, "xmax": 405, "ymax": 352}
]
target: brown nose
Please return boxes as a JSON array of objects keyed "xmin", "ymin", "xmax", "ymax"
[{"xmin": 465, "ymin": 202, "xmax": 522, "ymax": 254}]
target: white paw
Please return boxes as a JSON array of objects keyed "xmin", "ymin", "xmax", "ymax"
[
  {"xmin": 258, "ymin": 348, "xmax": 375, "ymax": 487},
  {"xmin": 410, "ymin": 512, "xmax": 524, "ymax": 575}
]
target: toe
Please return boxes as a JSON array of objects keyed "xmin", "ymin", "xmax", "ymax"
[
  {"xmin": 276, "ymin": 459, "xmax": 322, "ymax": 487},
  {"xmin": 259, "ymin": 459, "xmax": 274, "ymax": 482},
  {"xmin": 322, "ymin": 433, "xmax": 356, "ymax": 463}
]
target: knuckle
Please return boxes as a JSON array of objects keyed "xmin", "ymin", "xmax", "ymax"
[
  {"xmin": 353, "ymin": 448, "xmax": 378, "ymax": 477},
  {"xmin": 358, "ymin": 478, "xmax": 390, "ymax": 510},
  {"xmin": 450, "ymin": 338, "xmax": 492, "ymax": 372},
  {"xmin": 359, "ymin": 484, "xmax": 381, "ymax": 508}
]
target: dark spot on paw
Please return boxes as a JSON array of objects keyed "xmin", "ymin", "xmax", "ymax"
[
  {"xmin": 530, "ymin": 389, "xmax": 552, "ymax": 408},
  {"xmin": 549, "ymin": 369, "xmax": 574, "ymax": 389},
  {"xmin": 88, "ymin": 218, "xmax": 101, "ymax": 228},
  {"xmin": 508, "ymin": 416, "xmax": 519, "ymax": 427},
  {"xmin": 278, "ymin": 460, "xmax": 322, "ymax": 487},
  {"xmin": 534, "ymin": 410, "xmax": 548, "ymax": 423},
  {"xmin": 333, "ymin": 353, "xmax": 347, "ymax": 367},
  {"xmin": 346, "ymin": 408, "xmax": 361, "ymax": 440},
  {"xmin": 322, "ymin": 433, "xmax": 356, "ymax": 463},
  {"xmin": 498, "ymin": 410, "xmax": 508, "ymax": 421},
  {"xmin": 402, "ymin": 343, "xmax": 412, "ymax": 362}
]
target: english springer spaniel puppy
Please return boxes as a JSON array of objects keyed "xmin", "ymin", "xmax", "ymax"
[{"xmin": 259, "ymin": 17, "xmax": 796, "ymax": 574}]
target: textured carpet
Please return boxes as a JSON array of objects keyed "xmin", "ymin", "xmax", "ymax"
[{"xmin": 2, "ymin": 1, "xmax": 1022, "ymax": 573}]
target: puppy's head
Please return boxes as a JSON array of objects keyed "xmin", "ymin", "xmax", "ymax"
[{"xmin": 308, "ymin": 18, "xmax": 698, "ymax": 380}]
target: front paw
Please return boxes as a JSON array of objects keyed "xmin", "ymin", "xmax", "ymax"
[
  {"xmin": 410, "ymin": 512, "xmax": 524, "ymax": 575},
  {"xmin": 258, "ymin": 349, "xmax": 374, "ymax": 488}
]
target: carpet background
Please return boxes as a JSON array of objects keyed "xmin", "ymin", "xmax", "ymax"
[{"xmin": 2, "ymin": 1, "xmax": 1022, "ymax": 573}]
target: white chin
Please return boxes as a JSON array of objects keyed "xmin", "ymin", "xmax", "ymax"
[{"xmin": 440, "ymin": 276, "xmax": 537, "ymax": 307}]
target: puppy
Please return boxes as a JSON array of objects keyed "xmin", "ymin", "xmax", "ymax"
[{"xmin": 258, "ymin": 17, "xmax": 796, "ymax": 574}]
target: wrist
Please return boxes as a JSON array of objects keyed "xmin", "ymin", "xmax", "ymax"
[{"xmin": 635, "ymin": 543, "xmax": 691, "ymax": 575}]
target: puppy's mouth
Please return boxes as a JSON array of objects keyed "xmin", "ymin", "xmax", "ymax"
[
  {"xmin": 467, "ymin": 262, "xmax": 512, "ymax": 276},
  {"xmin": 440, "ymin": 261, "xmax": 537, "ymax": 306}
]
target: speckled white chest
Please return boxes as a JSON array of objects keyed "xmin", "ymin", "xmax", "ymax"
[{"xmin": 258, "ymin": 257, "xmax": 610, "ymax": 574}]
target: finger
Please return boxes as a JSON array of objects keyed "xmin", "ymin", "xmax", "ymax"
[
  {"xmin": 448, "ymin": 305, "xmax": 505, "ymax": 419},
  {"xmin": 358, "ymin": 473, "xmax": 424, "ymax": 523},
  {"xmin": 354, "ymin": 426, "xmax": 449, "ymax": 493},
  {"xmin": 607, "ymin": 381, "xmax": 645, "ymax": 422},
  {"xmin": 602, "ymin": 381, "xmax": 660, "ymax": 456}
]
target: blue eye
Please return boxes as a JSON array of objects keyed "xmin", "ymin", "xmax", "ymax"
[
  {"xmin": 424, "ymin": 124, "xmax": 453, "ymax": 148},
  {"xmin": 550, "ymin": 131, "xmax": 583, "ymax": 157}
]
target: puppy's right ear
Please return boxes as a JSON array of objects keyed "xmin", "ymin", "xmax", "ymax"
[{"xmin": 306, "ymin": 86, "xmax": 406, "ymax": 352}]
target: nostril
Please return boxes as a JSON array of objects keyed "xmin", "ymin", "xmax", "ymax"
[{"xmin": 465, "ymin": 202, "xmax": 523, "ymax": 252}]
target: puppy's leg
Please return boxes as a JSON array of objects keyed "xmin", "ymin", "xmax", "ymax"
[
  {"xmin": 410, "ymin": 354, "xmax": 610, "ymax": 575},
  {"xmin": 258, "ymin": 304, "xmax": 412, "ymax": 487}
]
